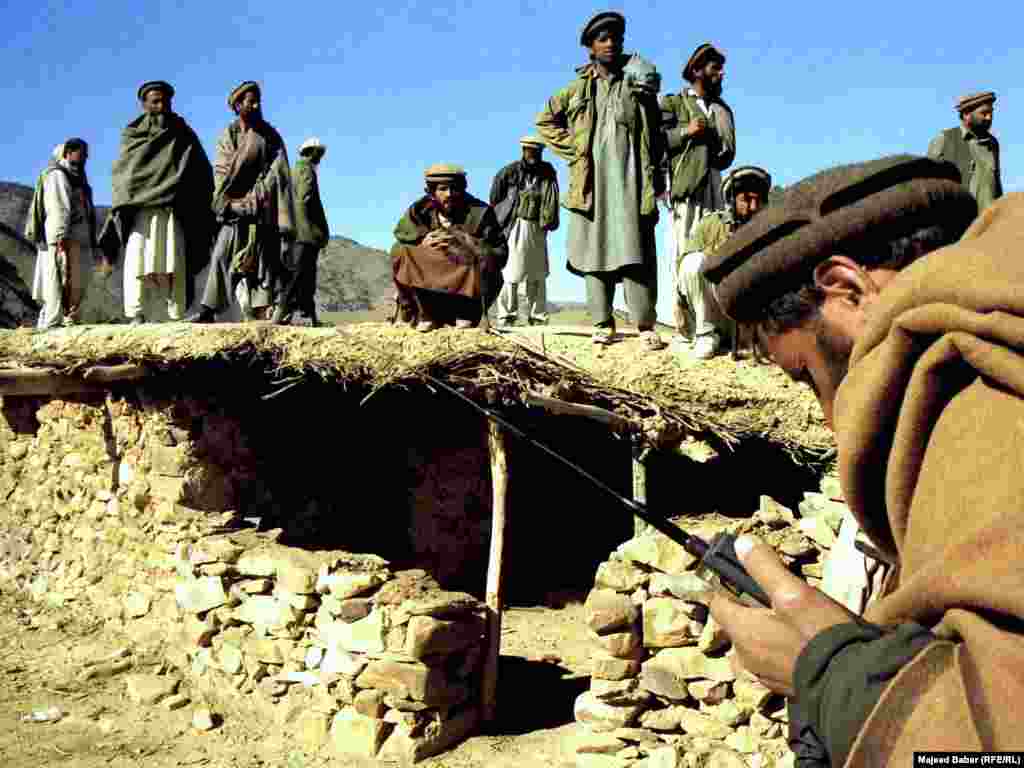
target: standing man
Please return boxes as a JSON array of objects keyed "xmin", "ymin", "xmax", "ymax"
[
  {"xmin": 535, "ymin": 11, "xmax": 667, "ymax": 350},
  {"xmin": 678, "ymin": 165, "xmax": 770, "ymax": 359},
  {"xmin": 98, "ymin": 80, "xmax": 214, "ymax": 324},
  {"xmin": 190, "ymin": 81, "xmax": 295, "ymax": 323},
  {"xmin": 24, "ymin": 139, "xmax": 97, "ymax": 329},
  {"xmin": 928, "ymin": 91, "xmax": 1002, "ymax": 212},
  {"xmin": 391, "ymin": 165, "xmax": 507, "ymax": 331},
  {"xmin": 274, "ymin": 137, "xmax": 329, "ymax": 326},
  {"xmin": 699, "ymin": 156, "xmax": 1024, "ymax": 766},
  {"xmin": 489, "ymin": 136, "xmax": 560, "ymax": 327},
  {"xmin": 661, "ymin": 42, "xmax": 735, "ymax": 345}
]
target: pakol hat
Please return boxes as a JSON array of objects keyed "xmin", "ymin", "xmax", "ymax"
[
  {"xmin": 702, "ymin": 155, "xmax": 978, "ymax": 322},
  {"xmin": 228, "ymin": 81, "xmax": 261, "ymax": 110},
  {"xmin": 299, "ymin": 137, "xmax": 327, "ymax": 157},
  {"xmin": 956, "ymin": 91, "xmax": 996, "ymax": 114},
  {"xmin": 520, "ymin": 136, "xmax": 545, "ymax": 149},
  {"xmin": 424, "ymin": 163, "xmax": 466, "ymax": 183},
  {"xmin": 723, "ymin": 166, "xmax": 772, "ymax": 200},
  {"xmin": 137, "ymin": 80, "xmax": 175, "ymax": 101},
  {"xmin": 683, "ymin": 42, "xmax": 725, "ymax": 82},
  {"xmin": 580, "ymin": 11, "xmax": 625, "ymax": 47}
]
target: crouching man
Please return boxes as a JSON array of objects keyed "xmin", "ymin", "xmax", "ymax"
[{"xmin": 391, "ymin": 164, "xmax": 507, "ymax": 331}]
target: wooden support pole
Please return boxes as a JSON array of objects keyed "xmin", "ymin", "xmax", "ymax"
[
  {"xmin": 524, "ymin": 392, "xmax": 632, "ymax": 432},
  {"xmin": 481, "ymin": 419, "xmax": 509, "ymax": 725},
  {"xmin": 0, "ymin": 368, "xmax": 107, "ymax": 397},
  {"xmin": 82, "ymin": 363, "xmax": 148, "ymax": 383},
  {"xmin": 632, "ymin": 445, "xmax": 651, "ymax": 536}
]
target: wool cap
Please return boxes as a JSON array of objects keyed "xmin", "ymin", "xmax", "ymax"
[
  {"xmin": 702, "ymin": 155, "xmax": 978, "ymax": 322},
  {"xmin": 228, "ymin": 81, "xmax": 261, "ymax": 110},
  {"xmin": 723, "ymin": 166, "xmax": 771, "ymax": 200},
  {"xmin": 520, "ymin": 136, "xmax": 546, "ymax": 149},
  {"xmin": 137, "ymin": 80, "xmax": 175, "ymax": 101},
  {"xmin": 299, "ymin": 137, "xmax": 327, "ymax": 157},
  {"xmin": 424, "ymin": 163, "xmax": 467, "ymax": 183},
  {"xmin": 580, "ymin": 11, "xmax": 625, "ymax": 47},
  {"xmin": 683, "ymin": 42, "xmax": 725, "ymax": 82},
  {"xmin": 956, "ymin": 91, "xmax": 996, "ymax": 114}
]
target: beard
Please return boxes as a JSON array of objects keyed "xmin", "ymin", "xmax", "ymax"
[
  {"xmin": 969, "ymin": 115, "xmax": 991, "ymax": 136},
  {"xmin": 814, "ymin": 321, "xmax": 853, "ymax": 396}
]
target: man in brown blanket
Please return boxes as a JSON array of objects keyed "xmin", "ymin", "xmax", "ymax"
[
  {"xmin": 391, "ymin": 164, "xmax": 507, "ymax": 331},
  {"xmin": 701, "ymin": 155, "xmax": 1024, "ymax": 765},
  {"xmin": 190, "ymin": 81, "xmax": 295, "ymax": 322}
]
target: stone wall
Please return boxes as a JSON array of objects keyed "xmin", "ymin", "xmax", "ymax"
[
  {"xmin": 572, "ymin": 478, "xmax": 850, "ymax": 768},
  {"xmin": 0, "ymin": 390, "xmax": 488, "ymax": 763}
]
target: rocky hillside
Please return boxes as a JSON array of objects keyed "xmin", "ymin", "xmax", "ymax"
[{"xmin": 0, "ymin": 180, "xmax": 392, "ymax": 322}]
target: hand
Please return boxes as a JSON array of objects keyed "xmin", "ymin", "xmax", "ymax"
[
  {"xmin": 709, "ymin": 535, "xmax": 859, "ymax": 696},
  {"xmin": 423, "ymin": 230, "xmax": 452, "ymax": 250},
  {"xmin": 686, "ymin": 117, "xmax": 707, "ymax": 138}
]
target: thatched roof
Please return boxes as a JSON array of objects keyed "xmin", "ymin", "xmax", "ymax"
[{"xmin": 0, "ymin": 323, "xmax": 835, "ymax": 468}]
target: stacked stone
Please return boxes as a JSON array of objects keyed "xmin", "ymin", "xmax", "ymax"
[
  {"xmin": 573, "ymin": 481, "xmax": 848, "ymax": 768},
  {"xmin": 0, "ymin": 394, "xmax": 488, "ymax": 764}
]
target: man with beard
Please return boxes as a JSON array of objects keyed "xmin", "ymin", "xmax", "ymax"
[
  {"xmin": 98, "ymin": 81, "xmax": 214, "ymax": 324},
  {"xmin": 274, "ymin": 137, "xmax": 329, "ymax": 327},
  {"xmin": 661, "ymin": 43, "xmax": 735, "ymax": 347},
  {"xmin": 678, "ymin": 165, "xmax": 769, "ymax": 359},
  {"xmin": 488, "ymin": 136, "xmax": 559, "ymax": 327},
  {"xmin": 928, "ymin": 91, "xmax": 1003, "ymax": 211},
  {"xmin": 25, "ymin": 138, "xmax": 97, "ymax": 329},
  {"xmin": 390, "ymin": 164, "xmax": 507, "ymax": 331},
  {"xmin": 190, "ymin": 81, "xmax": 295, "ymax": 323},
  {"xmin": 535, "ymin": 11, "xmax": 667, "ymax": 350},
  {"xmin": 700, "ymin": 156, "xmax": 1024, "ymax": 765}
]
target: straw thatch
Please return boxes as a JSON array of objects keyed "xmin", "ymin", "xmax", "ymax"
[{"xmin": 0, "ymin": 323, "xmax": 835, "ymax": 467}]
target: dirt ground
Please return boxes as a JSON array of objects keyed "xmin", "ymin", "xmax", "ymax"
[{"xmin": 0, "ymin": 588, "xmax": 593, "ymax": 768}]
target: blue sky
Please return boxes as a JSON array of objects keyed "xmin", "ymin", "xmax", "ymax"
[{"xmin": 3, "ymin": 0, "xmax": 1021, "ymax": 318}]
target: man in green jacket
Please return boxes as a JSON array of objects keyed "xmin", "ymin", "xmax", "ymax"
[
  {"xmin": 927, "ymin": 91, "xmax": 1003, "ymax": 212},
  {"xmin": 661, "ymin": 43, "xmax": 735, "ymax": 346},
  {"xmin": 274, "ymin": 137, "xmax": 329, "ymax": 326},
  {"xmin": 535, "ymin": 11, "xmax": 667, "ymax": 350},
  {"xmin": 678, "ymin": 165, "xmax": 769, "ymax": 359}
]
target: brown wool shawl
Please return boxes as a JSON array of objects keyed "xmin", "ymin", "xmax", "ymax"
[{"xmin": 834, "ymin": 193, "xmax": 1024, "ymax": 763}]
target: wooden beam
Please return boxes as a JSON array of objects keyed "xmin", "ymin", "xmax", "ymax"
[
  {"xmin": 524, "ymin": 392, "xmax": 633, "ymax": 432},
  {"xmin": 632, "ymin": 446, "xmax": 651, "ymax": 536},
  {"xmin": 82, "ymin": 363, "xmax": 148, "ymax": 383},
  {"xmin": 0, "ymin": 368, "xmax": 107, "ymax": 397},
  {"xmin": 481, "ymin": 419, "xmax": 509, "ymax": 725}
]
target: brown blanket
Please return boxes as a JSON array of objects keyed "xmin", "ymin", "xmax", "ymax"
[{"xmin": 835, "ymin": 192, "xmax": 1024, "ymax": 761}]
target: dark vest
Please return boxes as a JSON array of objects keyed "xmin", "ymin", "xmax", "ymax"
[{"xmin": 934, "ymin": 128, "xmax": 1001, "ymax": 192}]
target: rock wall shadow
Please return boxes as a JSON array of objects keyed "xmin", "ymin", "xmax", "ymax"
[{"xmin": 490, "ymin": 656, "xmax": 588, "ymax": 735}]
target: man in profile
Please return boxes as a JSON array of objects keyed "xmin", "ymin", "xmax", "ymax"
[{"xmin": 391, "ymin": 164, "xmax": 507, "ymax": 331}]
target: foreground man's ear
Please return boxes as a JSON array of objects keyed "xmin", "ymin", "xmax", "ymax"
[{"xmin": 813, "ymin": 256, "xmax": 873, "ymax": 307}]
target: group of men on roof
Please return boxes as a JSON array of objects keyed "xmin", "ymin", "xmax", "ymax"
[
  {"xmin": 21, "ymin": 14, "xmax": 1020, "ymax": 765},
  {"xmin": 27, "ymin": 80, "xmax": 329, "ymax": 330}
]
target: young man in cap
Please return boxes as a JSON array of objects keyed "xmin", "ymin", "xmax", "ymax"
[
  {"xmin": 488, "ymin": 136, "xmax": 560, "ymax": 327},
  {"xmin": 390, "ymin": 164, "xmax": 507, "ymax": 331},
  {"xmin": 535, "ymin": 11, "xmax": 667, "ymax": 350},
  {"xmin": 928, "ymin": 91, "xmax": 1003, "ymax": 211},
  {"xmin": 661, "ymin": 42, "xmax": 735, "ymax": 346},
  {"xmin": 274, "ymin": 138, "xmax": 329, "ymax": 326},
  {"xmin": 677, "ymin": 165, "xmax": 769, "ymax": 359},
  {"xmin": 24, "ymin": 138, "xmax": 97, "ymax": 329},
  {"xmin": 701, "ymin": 156, "xmax": 1024, "ymax": 765},
  {"xmin": 190, "ymin": 81, "xmax": 295, "ymax": 323},
  {"xmin": 98, "ymin": 81, "xmax": 214, "ymax": 324}
]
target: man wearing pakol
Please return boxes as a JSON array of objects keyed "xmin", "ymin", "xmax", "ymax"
[
  {"xmin": 678, "ymin": 165, "xmax": 770, "ymax": 359},
  {"xmin": 25, "ymin": 138, "xmax": 97, "ymax": 329},
  {"xmin": 701, "ymin": 155, "xmax": 1024, "ymax": 765},
  {"xmin": 274, "ymin": 137, "xmax": 329, "ymax": 326},
  {"xmin": 99, "ymin": 80, "xmax": 214, "ymax": 324},
  {"xmin": 489, "ymin": 136, "xmax": 559, "ymax": 327},
  {"xmin": 535, "ymin": 11, "xmax": 667, "ymax": 350},
  {"xmin": 190, "ymin": 81, "xmax": 295, "ymax": 323},
  {"xmin": 928, "ymin": 90, "xmax": 1003, "ymax": 212},
  {"xmin": 391, "ymin": 164, "xmax": 507, "ymax": 331}
]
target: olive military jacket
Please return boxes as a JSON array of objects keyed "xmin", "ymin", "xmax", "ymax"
[
  {"xmin": 535, "ymin": 57, "xmax": 665, "ymax": 218},
  {"xmin": 291, "ymin": 157, "xmax": 329, "ymax": 248},
  {"xmin": 661, "ymin": 90, "xmax": 736, "ymax": 202}
]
